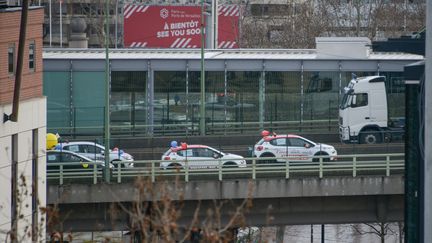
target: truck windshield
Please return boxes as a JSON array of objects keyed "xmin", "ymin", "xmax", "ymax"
[{"xmin": 340, "ymin": 93, "xmax": 352, "ymax": 110}]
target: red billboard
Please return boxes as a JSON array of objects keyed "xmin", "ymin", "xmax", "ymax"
[
  {"xmin": 217, "ymin": 5, "xmax": 240, "ymax": 49},
  {"xmin": 124, "ymin": 5, "xmax": 240, "ymax": 49}
]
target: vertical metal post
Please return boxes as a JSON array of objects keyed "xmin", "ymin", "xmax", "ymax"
[
  {"xmin": 93, "ymin": 163, "xmax": 97, "ymax": 184},
  {"xmin": 259, "ymin": 61, "xmax": 265, "ymax": 131},
  {"xmin": 151, "ymin": 160, "xmax": 155, "ymax": 183},
  {"xmin": 115, "ymin": 0, "xmax": 119, "ymax": 48},
  {"xmin": 200, "ymin": 0, "xmax": 206, "ymax": 136},
  {"xmin": 218, "ymin": 159, "xmax": 222, "ymax": 181},
  {"xmin": 353, "ymin": 156, "xmax": 357, "ymax": 177},
  {"xmin": 117, "ymin": 161, "xmax": 121, "ymax": 183},
  {"xmin": 60, "ymin": 165, "xmax": 63, "ymax": 185},
  {"xmin": 185, "ymin": 161, "xmax": 189, "ymax": 182},
  {"xmin": 59, "ymin": 0, "xmax": 62, "ymax": 47},
  {"xmin": 224, "ymin": 61, "xmax": 228, "ymax": 134},
  {"xmin": 49, "ymin": 0, "xmax": 52, "ymax": 47},
  {"xmin": 405, "ymin": 80, "xmax": 420, "ymax": 243},
  {"xmin": 319, "ymin": 157, "xmax": 323, "ymax": 178},
  {"xmin": 424, "ymin": 0, "xmax": 432, "ymax": 241},
  {"xmin": 5, "ymin": 0, "xmax": 29, "ymax": 122},
  {"xmin": 300, "ymin": 61, "xmax": 304, "ymax": 125},
  {"xmin": 186, "ymin": 62, "xmax": 190, "ymax": 136},
  {"xmin": 386, "ymin": 155, "xmax": 390, "ymax": 176},
  {"xmin": 321, "ymin": 224, "xmax": 325, "ymax": 243},
  {"xmin": 104, "ymin": 0, "xmax": 111, "ymax": 183},
  {"xmin": 285, "ymin": 159, "xmax": 290, "ymax": 179},
  {"xmin": 252, "ymin": 159, "xmax": 256, "ymax": 180}
]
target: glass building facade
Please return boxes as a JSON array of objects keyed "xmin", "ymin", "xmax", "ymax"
[{"xmin": 42, "ymin": 49, "xmax": 421, "ymax": 136}]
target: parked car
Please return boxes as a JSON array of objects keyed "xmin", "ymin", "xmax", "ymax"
[
  {"xmin": 46, "ymin": 150, "xmax": 104, "ymax": 170},
  {"xmin": 252, "ymin": 131, "xmax": 337, "ymax": 163},
  {"xmin": 160, "ymin": 143, "xmax": 247, "ymax": 169},
  {"xmin": 60, "ymin": 141, "xmax": 134, "ymax": 168}
]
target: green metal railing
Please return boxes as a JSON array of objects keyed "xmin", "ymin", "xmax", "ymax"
[{"xmin": 46, "ymin": 153, "xmax": 404, "ymax": 185}]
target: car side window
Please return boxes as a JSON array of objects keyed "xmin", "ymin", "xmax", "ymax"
[
  {"xmin": 177, "ymin": 149, "xmax": 193, "ymax": 157},
  {"xmin": 64, "ymin": 145, "xmax": 79, "ymax": 153},
  {"xmin": 60, "ymin": 153, "xmax": 82, "ymax": 162},
  {"xmin": 47, "ymin": 154, "xmax": 59, "ymax": 162},
  {"xmin": 94, "ymin": 146, "xmax": 103, "ymax": 154},
  {"xmin": 269, "ymin": 138, "xmax": 287, "ymax": 146},
  {"xmin": 84, "ymin": 145, "xmax": 97, "ymax": 154},
  {"xmin": 288, "ymin": 138, "xmax": 307, "ymax": 147},
  {"xmin": 194, "ymin": 148, "xmax": 214, "ymax": 157}
]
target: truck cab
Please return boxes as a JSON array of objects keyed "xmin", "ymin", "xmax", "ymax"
[{"xmin": 339, "ymin": 76, "xmax": 388, "ymax": 144}]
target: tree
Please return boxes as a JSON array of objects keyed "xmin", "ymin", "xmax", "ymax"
[
  {"xmin": 239, "ymin": 0, "xmax": 426, "ymax": 49},
  {"xmin": 351, "ymin": 222, "xmax": 404, "ymax": 243}
]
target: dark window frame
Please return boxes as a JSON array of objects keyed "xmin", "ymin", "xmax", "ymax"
[
  {"xmin": 8, "ymin": 44, "xmax": 15, "ymax": 75},
  {"xmin": 29, "ymin": 41, "xmax": 35, "ymax": 72}
]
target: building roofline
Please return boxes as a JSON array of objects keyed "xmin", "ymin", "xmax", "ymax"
[
  {"xmin": 43, "ymin": 48, "xmax": 424, "ymax": 61},
  {"xmin": 0, "ymin": 6, "xmax": 44, "ymax": 13}
]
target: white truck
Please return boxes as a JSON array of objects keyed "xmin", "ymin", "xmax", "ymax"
[{"xmin": 339, "ymin": 76, "xmax": 404, "ymax": 144}]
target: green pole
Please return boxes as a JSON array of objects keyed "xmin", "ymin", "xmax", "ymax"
[
  {"xmin": 200, "ymin": 0, "xmax": 206, "ymax": 136},
  {"xmin": 104, "ymin": 0, "xmax": 111, "ymax": 182}
]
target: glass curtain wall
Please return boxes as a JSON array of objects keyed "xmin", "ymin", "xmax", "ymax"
[
  {"xmin": 189, "ymin": 71, "xmax": 225, "ymax": 127},
  {"xmin": 154, "ymin": 71, "xmax": 187, "ymax": 128},
  {"xmin": 43, "ymin": 72, "xmax": 71, "ymax": 129},
  {"xmin": 43, "ymin": 71, "xmax": 105, "ymax": 134},
  {"xmin": 303, "ymin": 71, "xmax": 340, "ymax": 121},
  {"xmin": 226, "ymin": 71, "xmax": 260, "ymax": 123},
  {"xmin": 72, "ymin": 72, "xmax": 105, "ymax": 128},
  {"xmin": 380, "ymin": 72, "xmax": 405, "ymax": 118},
  {"xmin": 111, "ymin": 71, "xmax": 147, "ymax": 127},
  {"xmin": 265, "ymin": 72, "xmax": 302, "ymax": 123}
]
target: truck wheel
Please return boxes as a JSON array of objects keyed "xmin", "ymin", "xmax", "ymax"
[{"xmin": 360, "ymin": 131, "xmax": 381, "ymax": 144}]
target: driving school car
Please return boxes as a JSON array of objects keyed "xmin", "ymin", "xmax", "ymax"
[
  {"xmin": 160, "ymin": 143, "xmax": 247, "ymax": 169},
  {"xmin": 253, "ymin": 131, "xmax": 337, "ymax": 162}
]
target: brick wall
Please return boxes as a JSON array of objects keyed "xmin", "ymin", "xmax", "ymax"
[{"xmin": 0, "ymin": 7, "xmax": 44, "ymax": 105}]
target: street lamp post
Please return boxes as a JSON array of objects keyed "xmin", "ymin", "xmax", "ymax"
[
  {"xmin": 200, "ymin": 0, "xmax": 206, "ymax": 136},
  {"xmin": 104, "ymin": 0, "xmax": 111, "ymax": 182}
]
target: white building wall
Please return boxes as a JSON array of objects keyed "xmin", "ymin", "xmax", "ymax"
[{"xmin": 0, "ymin": 97, "xmax": 46, "ymax": 242}]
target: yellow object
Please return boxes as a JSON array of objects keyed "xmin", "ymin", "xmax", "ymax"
[
  {"xmin": 46, "ymin": 133, "xmax": 58, "ymax": 150},
  {"xmin": 82, "ymin": 163, "xmax": 89, "ymax": 168}
]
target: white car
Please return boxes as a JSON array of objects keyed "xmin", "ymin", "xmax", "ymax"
[
  {"xmin": 253, "ymin": 133, "xmax": 337, "ymax": 163},
  {"xmin": 60, "ymin": 141, "xmax": 134, "ymax": 168},
  {"xmin": 160, "ymin": 144, "xmax": 247, "ymax": 169}
]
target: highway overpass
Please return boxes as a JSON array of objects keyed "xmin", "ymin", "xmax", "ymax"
[{"xmin": 47, "ymin": 153, "xmax": 404, "ymax": 232}]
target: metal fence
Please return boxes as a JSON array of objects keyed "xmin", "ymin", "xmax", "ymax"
[
  {"xmin": 48, "ymin": 118, "xmax": 339, "ymax": 138},
  {"xmin": 46, "ymin": 153, "xmax": 404, "ymax": 185}
]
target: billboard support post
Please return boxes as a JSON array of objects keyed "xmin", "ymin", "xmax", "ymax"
[{"xmin": 200, "ymin": 0, "xmax": 206, "ymax": 136}]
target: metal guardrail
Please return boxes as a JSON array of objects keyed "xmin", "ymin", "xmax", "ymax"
[{"xmin": 46, "ymin": 153, "xmax": 405, "ymax": 185}]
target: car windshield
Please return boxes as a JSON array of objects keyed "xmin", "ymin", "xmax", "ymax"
[{"xmin": 256, "ymin": 138, "xmax": 265, "ymax": 145}]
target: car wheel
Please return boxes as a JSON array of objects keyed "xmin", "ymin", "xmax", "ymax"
[
  {"xmin": 313, "ymin": 152, "xmax": 329, "ymax": 162},
  {"xmin": 259, "ymin": 154, "xmax": 276, "ymax": 164},
  {"xmin": 111, "ymin": 159, "xmax": 122, "ymax": 168},
  {"xmin": 222, "ymin": 162, "xmax": 238, "ymax": 168},
  {"xmin": 167, "ymin": 163, "xmax": 182, "ymax": 170},
  {"xmin": 360, "ymin": 131, "xmax": 382, "ymax": 144}
]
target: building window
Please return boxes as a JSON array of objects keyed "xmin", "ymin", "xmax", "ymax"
[
  {"xmin": 29, "ymin": 42, "xmax": 35, "ymax": 71},
  {"xmin": 8, "ymin": 44, "xmax": 15, "ymax": 75}
]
